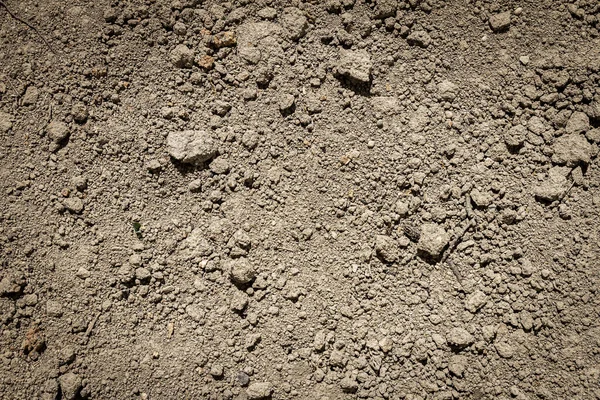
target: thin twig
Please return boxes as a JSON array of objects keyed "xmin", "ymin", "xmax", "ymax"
[
  {"xmin": 447, "ymin": 259, "xmax": 463, "ymax": 285},
  {"xmin": 82, "ymin": 312, "xmax": 100, "ymax": 344},
  {"xmin": 0, "ymin": 1, "xmax": 57, "ymax": 55},
  {"xmin": 551, "ymin": 171, "xmax": 577, "ymax": 209},
  {"xmin": 441, "ymin": 218, "xmax": 475, "ymax": 264},
  {"xmin": 440, "ymin": 194, "xmax": 477, "ymax": 286}
]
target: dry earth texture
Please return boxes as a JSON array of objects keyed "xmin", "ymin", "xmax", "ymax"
[{"xmin": 1, "ymin": 0, "xmax": 600, "ymax": 399}]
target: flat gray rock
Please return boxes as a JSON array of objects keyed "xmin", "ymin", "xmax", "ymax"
[
  {"xmin": 167, "ymin": 130, "xmax": 217, "ymax": 165},
  {"xmin": 336, "ymin": 49, "xmax": 372, "ymax": 83}
]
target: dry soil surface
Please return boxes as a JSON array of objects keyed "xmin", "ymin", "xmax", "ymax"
[{"xmin": 1, "ymin": 0, "xmax": 600, "ymax": 399}]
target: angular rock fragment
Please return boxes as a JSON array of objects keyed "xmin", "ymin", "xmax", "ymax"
[
  {"xmin": 59, "ymin": 373, "xmax": 82, "ymax": 400},
  {"xmin": 237, "ymin": 22, "xmax": 283, "ymax": 65},
  {"xmin": 374, "ymin": 0, "xmax": 398, "ymax": 19},
  {"xmin": 171, "ymin": 44, "xmax": 194, "ymax": 68},
  {"xmin": 340, "ymin": 376, "xmax": 358, "ymax": 393},
  {"xmin": 534, "ymin": 166, "xmax": 570, "ymax": 202},
  {"xmin": 417, "ymin": 223, "xmax": 449, "ymax": 259},
  {"xmin": 465, "ymin": 290, "xmax": 487, "ymax": 313},
  {"xmin": 71, "ymin": 103, "xmax": 88, "ymax": 123},
  {"xmin": 63, "ymin": 198, "xmax": 84, "ymax": 214},
  {"xmin": 494, "ymin": 341, "xmax": 514, "ymax": 358},
  {"xmin": 228, "ymin": 258, "xmax": 257, "ymax": 286},
  {"xmin": 438, "ymin": 80, "xmax": 458, "ymax": 101},
  {"xmin": 212, "ymin": 100, "xmax": 232, "ymax": 116},
  {"xmin": 22, "ymin": 86, "xmax": 39, "ymax": 106},
  {"xmin": 446, "ymin": 327, "xmax": 474, "ymax": 349},
  {"xmin": 281, "ymin": 7, "xmax": 308, "ymax": 40},
  {"xmin": 552, "ymin": 134, "xmax": 592, "ymax": 166},
  {"xmin": 565, "ymin": 111, "xmax": 590, "ymax": 134},
  {"xmin": 370, "ymin": 96, "xmax": 399, "ymax": 114},
  {"xmin": 0, "ymin": 274, "xmax": 26, "ymax": 296},
  {"xmin": 407, "ymin": 30, "xmax": 431, "ymax": 47},
  {"xmin": 278, "ymin": 93, "xmax": 296, "ymax": 115},
  {"xmin": 336, "ymin": 49, "xmax": 373, "ymax": 84},
  {"xmin": 167, "ymin": 130, "xmax": 217, "ymax": 165},
  {"xmin": 47, "ymin": 121, "xmax": 70, "ymax": 144},
  {"xmin": 0, "ymin": 111, "xmax": 13, "ymax": 133},
  {"xmin": 181, "ymin": 228, "xmax": 214, "ymax": 259},
  {"xmin": 185, "ymin": 304, "xmax": 205, "ymax": 322},
  {"xmin": 246, "ymin": 382, "xmax": 272, "ymax": 400},
  {"xmin": 374, "ymin": 235, "xmax": 398, "ymax": 263},
  {"xmin": 448, "ymin": 355, "xmax": 468, "ymax": 377},
  {"xmin": 489, "ymin": 12, "xmax": 511, "ymax": 32},
  {"xmin": 504, "ymin": 125, "xmax": 526, "ymax": 149},
  {"xmin": 470, "ymin": 189, "xmax": 492, "ymax": 208}
]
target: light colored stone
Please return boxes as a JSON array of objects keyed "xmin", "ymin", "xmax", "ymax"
[
  {"xmin": 417, "ymin": 223, "xmax": 449, "ymax": 259},
  {"xmin": 167, "ymin": 130, "xmax": 217, "ymax": 165}
]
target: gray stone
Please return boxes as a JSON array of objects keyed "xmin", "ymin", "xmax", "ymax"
[
  {"xmin": 374, "ymin": 0, "xmax": 398, "ymax": 19},
  {"xmin": 566, "ymin": 111, "xmax": 590, "ymax": 134},
  {"xmin": 448, "ymin": 355, "xmax": 468, "ymax": 377},
  {"xmin": 489, "ymin": 12, "xmax": 511, "ymax": 32},
  {"xmin": 395, "ymin": 200, "xmax": 409, "ymax": 217},
  {"xmin": 278, "ymin": 94, "xmax": 296, "ymax": 113},
  {"xmin": 552, "ymin": 134, "xmax": 592, "ymax": 166},
  {"xmin": 375, "ymin": 235, "xmax": 398, "ymax": 263},
  {"xmin": 246, "ymin": 382, "xmax": 272, "ymax": 399},
  {"xmin": 76, "ymin": 267, "xmax": 90, "ymax": 279},
  {"xmin": 417, "ymin": 223, "xmax": 449, "ymax": 259},
  {"xmin": 210, "ymin": 364, "xmax": 224, "ymax": 378},
  {"xmin": 181, "ymin": 228, "xmax": 214, "ymax": 258},
  {"xmin": 228, "ymin": 258, "xmax": 257, "ymax": 285},
  {"xmin": 482, "ymin": 325, "xmax": 497, "ymax": 343},
  {"xmin": 47, "ymin": 121, "xmax": 70, "ymax": 143},
  {"xmin": 586, "ymin": 128, "xmax": 600, "ymax": 143},
  {"xmin": 237, "ymin": 371, "xmax": 250, "ymax": 386},
  {"xmin": 438, "ymin": 80, "xmax": 458, "ymax": 101},
  {"xmin": 505, "ymin": 125, "xmax": 526, "ymax": 148},
  {"xmin": 209, "ymin": 157, "xmax": 230, "ymax": 175},
  {"xmin": 237, "ymin": 22, "xmax": 283, "ymax": 65},
  {"xmin": 58, "ymin": 346, "xmax": 76, "ymax": 365},
  {"xmin": 407, "ymin": 30, "xmax": 432, "ymax": 47},
  {"xmin": 171, "ymin": 44, "xmax": 194, "ymax": 68},
  {"xmin": 212, "ymin": 100, "xmax": 231, "ymax": 116},
  {"xmin": 173, "ymin": 22, "xmax": 187, "ymax": 36},
  {"xmin": 527, "ymin": 116, "xmax": 547, "ymax": 135},
  {"xmin": 336, "ymin": 49, "xmax": 373, "ymax": 83},
  {"xmin": 465, "ymin": 290, "xmax": 487, "ymax": 313},
  {"xmin": 281, "ymin": 7, "xmax": 308, "ymax": 40},
  {"xmin": 257, "ymin": 7, "xmax": 277, "ymax": 20},
  {"xmin": 59, "ymin": 372, "xmax": 82, "ymax": 400},
  {"xmin": 185, "ymin": 304, "xmax": 205, "ymax": 322},
  {"xmin": 340, "ymin": 376, "xmax": 358, "ymax": 393},
  {"xmin": 63, "ymin": 198, "xmax": 84, "ymax": 214},
  {"xmin": 22, "ymin": 86, "xmax": 39, "ymax": 106},
  {"xmin": 470, "ymin": 189, "xmax": 492, "ymax": 208},
  {"xmin": 71, "ymin": 103, "xmax": 88, "ymax": 123},
  {"xmin": 46, "ymin": 300, "xmax": 63, "ymax": 317},
  {"xmin": 0, "ymin": 111, "xmax": 13, "ymax": 133},
  {"xmin": 534, "ymin": 167, "xmax": 570, "ymax": 202},
  {"xmin": 446, "ymin": 327, "xmax": 474, "ymax": 348},
  {"xmin": 167, "ymin": 130, "xmax": 217, "ymax": 165},
  {"xmin": 494, "ymin": 341, "xmax": 514, "ymax": 358},
  {"xmin": 370, "ymin": 96, "xmax": 399, "ymax": 114},
  {"xmin": 135, "ymin": 267, "xmax": 151, "ymax": 281},
  {"xmin": 0, "ymin": 274, "xmax": 25, "ymax": 296}
]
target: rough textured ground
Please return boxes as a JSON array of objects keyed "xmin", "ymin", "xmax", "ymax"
[{"xmin": 1, "ymin": 0, "xmax": 600, "ymax": 399}]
